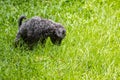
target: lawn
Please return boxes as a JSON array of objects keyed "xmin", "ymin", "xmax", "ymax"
[{"xmin": 0, "ymin": 0, "xmax": 120, "ymax": 80}]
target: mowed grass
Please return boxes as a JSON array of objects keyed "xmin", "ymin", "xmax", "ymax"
[{"xmin": 0, "ymin": 0, "xmax": 120, "ymax": 79}]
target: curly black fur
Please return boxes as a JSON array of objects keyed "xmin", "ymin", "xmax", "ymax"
[{"xmin": 15, "ymin": 16, "xmax": 66, "ymax": 49}]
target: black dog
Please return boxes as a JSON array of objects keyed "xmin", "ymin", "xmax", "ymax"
[{"xmin": 15, "ymin": 15, "xmax": 66, "ymax": 49}]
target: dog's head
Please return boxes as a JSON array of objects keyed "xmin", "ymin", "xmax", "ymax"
[
  {"xmin": 55, "ymin": 27, "xmax": 66, "ymax": 39},
  {"xmin": 50, "ymin": 24, "xmax": 66, "ymax": 45}
]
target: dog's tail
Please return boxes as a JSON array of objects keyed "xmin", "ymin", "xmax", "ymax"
[{"xmin": 18, "ymin": 15, "xmax": 26, "ymax": 28}]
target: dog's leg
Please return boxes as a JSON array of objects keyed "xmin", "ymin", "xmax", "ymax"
[
  {"xmin": 50, "ymin": 36, "xmax": 56, "ymax": 44},
  {"xmin": 50, "ymin": 37, "xmax": 62, "ymax": 45},
  {"xmin": 28, "ymin": 44, "xmax": 34, "ymax": 50},
  {"xmin": 14, "ymin": 32, "xmax": 21, "ymax": 47},
  {"xmin": 41, "ymin": 38, "xmax": 46, "ymax": 47}
]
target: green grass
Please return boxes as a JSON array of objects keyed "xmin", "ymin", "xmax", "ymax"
[{"xmin": 0, "ymin": 0, "xmax": 120, "ymax": 79}]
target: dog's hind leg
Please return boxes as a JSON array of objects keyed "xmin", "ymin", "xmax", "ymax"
[{"xmin": 14, "ymin": 32, "xmax": 21, "ymax": 47}]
